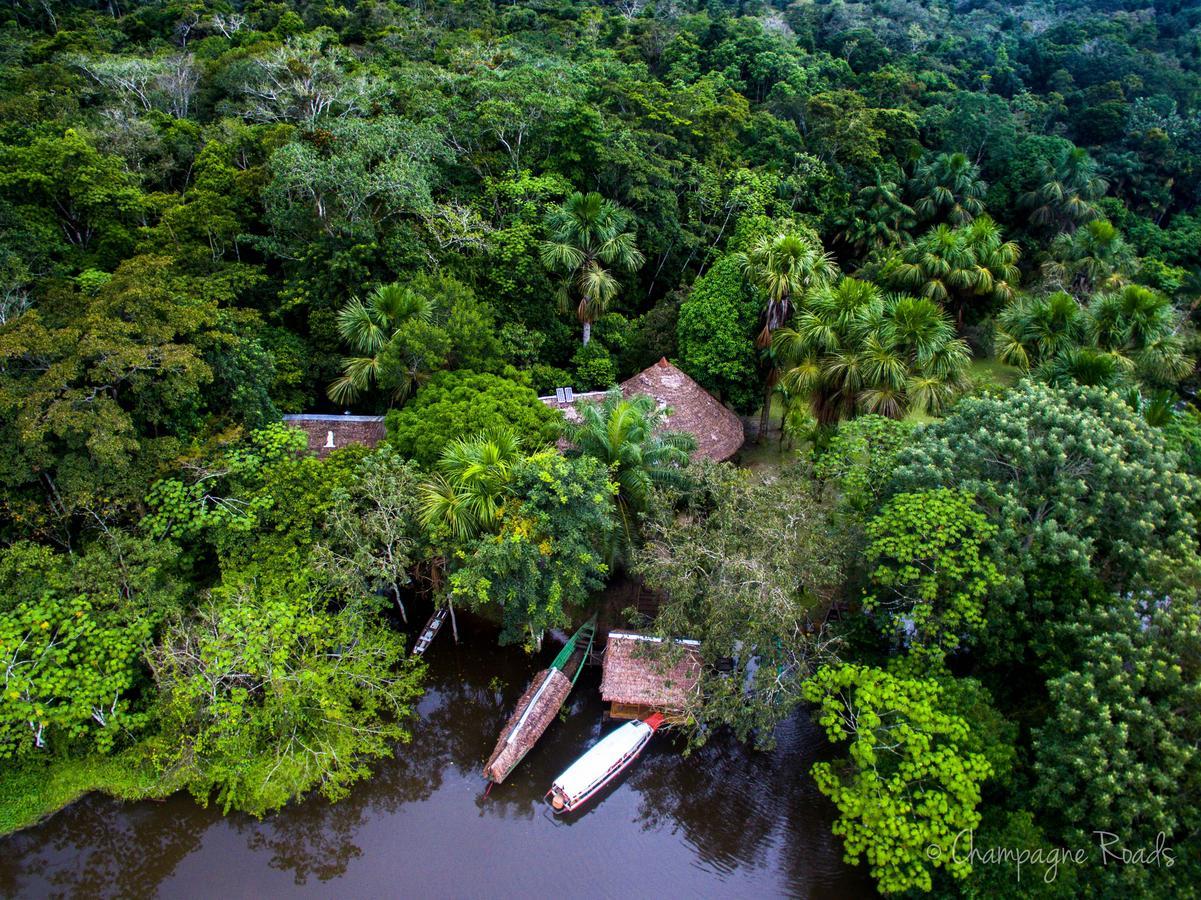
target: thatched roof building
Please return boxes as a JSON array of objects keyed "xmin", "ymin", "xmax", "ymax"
[
  {"xmin": 601, "ymin": 631, "xmax": 702, "ymax": 722},
  {"xmin": 540, "ymin": 358, "xmax": 744, "ymax": 462}
]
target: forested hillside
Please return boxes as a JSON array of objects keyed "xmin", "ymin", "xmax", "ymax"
[{"xmin": 1, "ymin": 0, "xmax": 1200, "ymax": 895}]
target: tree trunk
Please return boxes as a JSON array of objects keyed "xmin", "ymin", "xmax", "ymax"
[
  {"xmin": 448, "ymin": 597, "xmax": 459, "ymax": 643},
  {"xmin": 582, "ymin": 320, "xmax": 592, "ymax": 346},
  {"xmin": 392, "ymin": 584, "xmax": 407, "ymax": 624},
  {"xmin": 757, "ymin": 381, "xmax": 772, "ymax": 444}
]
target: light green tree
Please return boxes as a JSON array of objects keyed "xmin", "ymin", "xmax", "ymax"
[{"xmin": 803, "ymin": 664, "xmax": 992, "ymax": 894}]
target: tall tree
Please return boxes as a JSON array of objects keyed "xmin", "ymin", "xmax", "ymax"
[
  {"xmin": 539, "ymin": 191, "xmax": 644, "ymax": 346},
  {"xmin": 736, "ymin": 225, "xmax": 835, "ymax": 438}
]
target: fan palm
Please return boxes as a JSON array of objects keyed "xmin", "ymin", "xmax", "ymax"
[
  {"xmin": 775, "ymin": 278, "xmax": 970, "ymax": 425},
  {"xmin": 329, "ymin": 282, "xmax": 433, "ymax": 405},
  {"xmin": 994, "ymin": 291, "xmax": 1086, "ymax": 370},
  {"xmin": 737, "ymin": 226, "xmax": 836, "ymax": 439},
  {"xmin": 561, "ymin": 390, "xmax": 696, "ymax": 554},
  {"xmin": 910, "ymin": 151, "xmax": 987, "ymax": 225},
  {"xmin": 1042, "ymin": 218, "xmax": 1133, "ymax": 295},
  {"xmin": 540, "ymin": 191, "xmax": 645, "ymax": 345},
  {"xmin": 1023, "ymin": 147, "xmax": 1107, "ymax": 234},
  {"xmin": 834, "ymin": 174, "xmax": 916, "ymax": 255},
  {"xmin": 1086, "ymin": 285, "xmax": 1193, "ymax": 386},
  {"xmin": 882, "ymin": 217, "xmax": 1019, "ymax": 329}
]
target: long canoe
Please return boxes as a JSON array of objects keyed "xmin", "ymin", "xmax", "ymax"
[{"xmin": 483, "ymin": 616, "xmax": 597, "ymax": 784}]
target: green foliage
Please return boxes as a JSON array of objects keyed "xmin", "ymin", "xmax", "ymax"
[
  {"xmin": 890, "ymin": 381, "xmax": 1201, "ymax": 668},
  {"xmin": 803, "ymin": 664, "xmax": 992, "ymax": 894},
  {"xmin": 449, "ymin": 451, "xmax": 614, "ymax": 646},
  {"xmin": 864, "ymin": 490, "xmax": 1002, "ymax": 656},
  {"xmin": 570, "ymin": 340, "xmax": 617, "ymax": 390},
  {"xmin": 1031, "ymin": 599, "xmax": 1201, "ymax": 894},
  {"xmin": 312, "ymin": 447, "xmax": 426, "ymax": 617},
  {"xmin": 385, "ymin": 370, "xmax": 560, "ymax": 469},
  {"xmin": 0, "ymin": 584, "xmax": 148, "ymax": 759},
  {"xmin": 813, "ymin": 414, "xmax": 914, "ymax": 513},
  {"xmin": 636, "ymin": 464, "xmax": 848, "ymax": 745},
  {"xmin": 676, "ymin": 255, "xmax": 761, "ymax": 411},
  {"xmin": 148, "ymin": 564, "xmax": 423, "ymax": 817}
]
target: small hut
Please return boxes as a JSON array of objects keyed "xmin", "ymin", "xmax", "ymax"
[
  {"xmin": 281, "ymin": 413, "xmax": 386, "ymax": 458},
  {"xmin": 540, "ymin": 358, "xmax": 745, "ymax": 462},
  {"xmin": 601, "ymin": 631, "xmax": 702, "ymax": 724}
]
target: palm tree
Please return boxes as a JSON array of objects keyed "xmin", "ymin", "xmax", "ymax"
[
  {"xmin": 910, "ymin": 151, "xmax": 987, "ymax": 225},
  {"xmin": 774, "ymin": 277, "xmax": 970, "ymax": 425},
  {"xmin": 1042, "ymin": 218, "xmax": 1134, "ymax": 296},
  {"xmin": 417, "ymin": 427, "xmax": 524, "ymax": 642},
  {"xmin": 1086, "ymin": 285, "xmax": 1193, "ymax": 387},
  {"xmin": 833, "ymin": 174, "xmax": 916, "ymax": 255},
  {"xmin": 994, "ymin": 291, "xmax": 1087, "ymax": 370},
  {"xmin": 737, "ymin": 226, "xmax": 836, "ymax": 439},
  {"xmin": 539, "ymin": 191, "xmax": 645, "ymax": 345},
  {"xmin": 561, "ymin": 391, "xmax": 696, "ymax": 555},
  {"xmin": 881, "ymin": 216, "xmax": 1019, "ymax": 330},
  {"xmin": 994, "ymin": 285, "xmax": 1192, "ymax": 390},
  {"xmin": 329, "ymin": 282, "xmax": 433, "ymax": 405},
  {"xmin": 1023, "ymin": 146, "xmax": 1107, "ymax": 234},
  {"xmin": 419, "ymin": 427, "xmax": 523, "ymax": 543}
]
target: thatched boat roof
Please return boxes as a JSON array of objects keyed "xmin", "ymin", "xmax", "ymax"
[
  {"xmin": 484, "ymin": 668, "xmax": 573, "ymax": 783},
  {"xmin": 539, "ymin": 359, "xmax": 744, "ymax": 462},
  {"xmin": 600, "ymin": 631, "xmax": 702, "ymax": 712}
]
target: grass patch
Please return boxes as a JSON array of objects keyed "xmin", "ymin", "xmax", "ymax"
[
  {"xmin": 0, "ymin": 749, "xmax": 174, "ymax": 836},
  {"xmin": 969, "ymin": 357, "xmax": 1022, "ymax": 388}
]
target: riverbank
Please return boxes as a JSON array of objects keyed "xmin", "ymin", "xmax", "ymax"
[
  {"xmin": 0, "ymin": 748, "xmax": 178, "ymax": 837},
  {"xmin": 0, "ymin": 613, "xmax": 873, "ymax": 897}
]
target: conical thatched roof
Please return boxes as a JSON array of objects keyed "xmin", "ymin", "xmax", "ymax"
[
  {"xmin": 540, "ymin": 359, "xmax": 744, "ymax": 462},
  {"xmin": 619, "ymin": 358, "xmax": 745, "ymax": 461}
]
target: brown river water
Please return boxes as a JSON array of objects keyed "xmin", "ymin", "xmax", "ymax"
[{"xmin": 0, "ymin": 611, "xmax": 874, "ymax": 899}]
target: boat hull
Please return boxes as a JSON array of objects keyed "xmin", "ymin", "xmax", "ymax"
[{"xmin": 547, "ymin": 714, "xmax": 664, "ymax": 814}]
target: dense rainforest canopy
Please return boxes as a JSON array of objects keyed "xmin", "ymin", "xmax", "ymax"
[{"xmin": 1, "ymin": 0, "xmax": 1200, "ymax": 895}]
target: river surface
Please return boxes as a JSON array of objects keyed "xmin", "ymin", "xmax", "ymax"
[{"xmin": 0, "ymin": 612, "xmax": 874, "ymax": 899}]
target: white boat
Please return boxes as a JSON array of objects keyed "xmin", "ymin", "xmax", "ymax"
[{"xmin": 546, "ymin": 713, "xmax": 664, "ymax": 813}]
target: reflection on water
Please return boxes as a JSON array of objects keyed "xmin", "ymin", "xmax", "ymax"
[{"xmin": 0, "ymin": 613, "xmax": 874, "ymax": 898}]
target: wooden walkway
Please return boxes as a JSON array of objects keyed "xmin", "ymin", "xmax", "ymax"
[{"xmin": 412, "ymin": 606, "xmax": 448, "ymax": 656}]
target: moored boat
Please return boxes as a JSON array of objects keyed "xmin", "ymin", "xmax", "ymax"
[
  {"xmin": 483, "ymin": 616, "xmax": 597, "ymax": 784},
  {"xmin": 546, "ymin": 713, "xmax": 665, "ymax": 813}
]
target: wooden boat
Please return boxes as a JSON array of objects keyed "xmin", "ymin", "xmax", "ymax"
[
  {"xmin": 546, "ymin": 713, "xmax": 665, "ymax": 814},
  {"xmin": 483, "ymin": 616, "xmax": 597, "ymax": 784}
]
